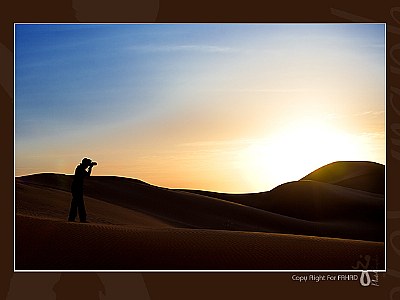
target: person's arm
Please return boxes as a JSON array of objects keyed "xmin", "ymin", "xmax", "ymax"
[{"xmin": 86, "ymin": 165, "xmax": 93, "ymax": 176}]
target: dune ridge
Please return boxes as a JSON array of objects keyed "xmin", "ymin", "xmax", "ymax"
[{"xmin": 301, "ymin": 161, "xmax": 385, "ymax": 194}]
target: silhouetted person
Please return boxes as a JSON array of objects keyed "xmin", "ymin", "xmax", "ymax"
[{"xmin": 68, "ymin": 157, "xmax": 97, "ymax": 223}]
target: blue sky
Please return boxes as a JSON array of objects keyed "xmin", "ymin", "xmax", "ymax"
[{"xmin": 15, "ymin": 24, "xmax": 385, "ymax": 192}]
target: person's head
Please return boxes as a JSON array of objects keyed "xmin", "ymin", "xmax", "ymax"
[{"xmin": 81, "ymin": 157, "xmax": 92, "ymax": 167}]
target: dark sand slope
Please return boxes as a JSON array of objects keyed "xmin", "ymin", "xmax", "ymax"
[{"xmin": 16, "ymin": 215, "xmax": 384, "ymax": 270}]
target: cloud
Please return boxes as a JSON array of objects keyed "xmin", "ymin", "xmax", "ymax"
[
  {"xmin": 365, "ymin": 43, "xmax": 385, "ymax": 48},
  {"xmin": 126, "ymin": 44, "xmax": 235, "ymax": 53},
  {"xmin": 179, "ymin": 138, "xmax": 257, "ymax": 148},
  {"xmin": 233, "ymin": 88, "xmax": 314, "ymax": 93},
  {"xmin": 356, "ymin": 111, "xmax": 385, "ymax": 116},
  {"xmin": 324, "ymin": 110, "xmax": 385, "ymax": 120}
]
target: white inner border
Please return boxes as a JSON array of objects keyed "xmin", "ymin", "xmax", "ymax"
[{"xmin": 13, "ymin": 22, "xmax": 387, "ymax": 273}]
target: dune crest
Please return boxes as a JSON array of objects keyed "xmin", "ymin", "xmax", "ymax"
[{"xmin": 301, "ymin": 161, "xmax": 385, "ymax": 194}]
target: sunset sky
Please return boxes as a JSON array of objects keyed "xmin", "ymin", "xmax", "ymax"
[{"xmin": 15, "ymin": 24, "xmax": 385, "ymax": 193}]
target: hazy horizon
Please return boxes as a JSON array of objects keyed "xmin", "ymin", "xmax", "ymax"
[{"xmin": 15, "ymin": 24, "xmax": 385, "ymax": 193}]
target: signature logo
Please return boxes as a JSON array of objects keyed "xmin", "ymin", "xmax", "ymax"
[{"xmin": 352, "ymin": 255, "xmax": 379, "ymax": 287}]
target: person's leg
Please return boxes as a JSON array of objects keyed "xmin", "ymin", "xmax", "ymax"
[
  {"xmin": 68, "ymin": 194, "xmax": 78, "ymax": 221},
  {"xmin": 77, "ymin": 194, "xmax": 87, "ymax": 222}
]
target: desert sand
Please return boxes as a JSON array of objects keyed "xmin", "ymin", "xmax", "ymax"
[{"xmin": 15, "ymin": 161, "xmax": 385, "ymax": 270}]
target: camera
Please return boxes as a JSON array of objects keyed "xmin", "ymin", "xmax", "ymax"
[{"xmin": 91, "ymin": 161, "xmax": 98, "ymax": 166}]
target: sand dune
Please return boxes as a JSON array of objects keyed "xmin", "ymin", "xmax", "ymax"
[
  {"xmin": 15, "ymin": 161, "xmax": 385, "ymax": 270},
  {"xmin": 16, "ymin": 214, "xmax": 384, "ymax": 270},
  {"xmin": 301, "ymin": 161, "xmax": 385, "ymax": 194}
]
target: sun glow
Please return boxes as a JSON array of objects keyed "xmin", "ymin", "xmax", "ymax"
[
  {"xmin": 240, "ymin": 119, "xmax": 364, "ymax": 191},
  {"xmin": 15, "ymin": 24, "xmax": 385, "ymax": 193}
]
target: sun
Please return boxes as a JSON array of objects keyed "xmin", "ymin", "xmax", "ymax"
[{"xmin": 240, "ymin": 118, "xmax": 364, "ymax": 191}]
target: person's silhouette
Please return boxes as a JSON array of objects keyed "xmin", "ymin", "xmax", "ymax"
[{"xmin": 68, "ymin": 157, "xmax": 97, "ymax": 223}]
